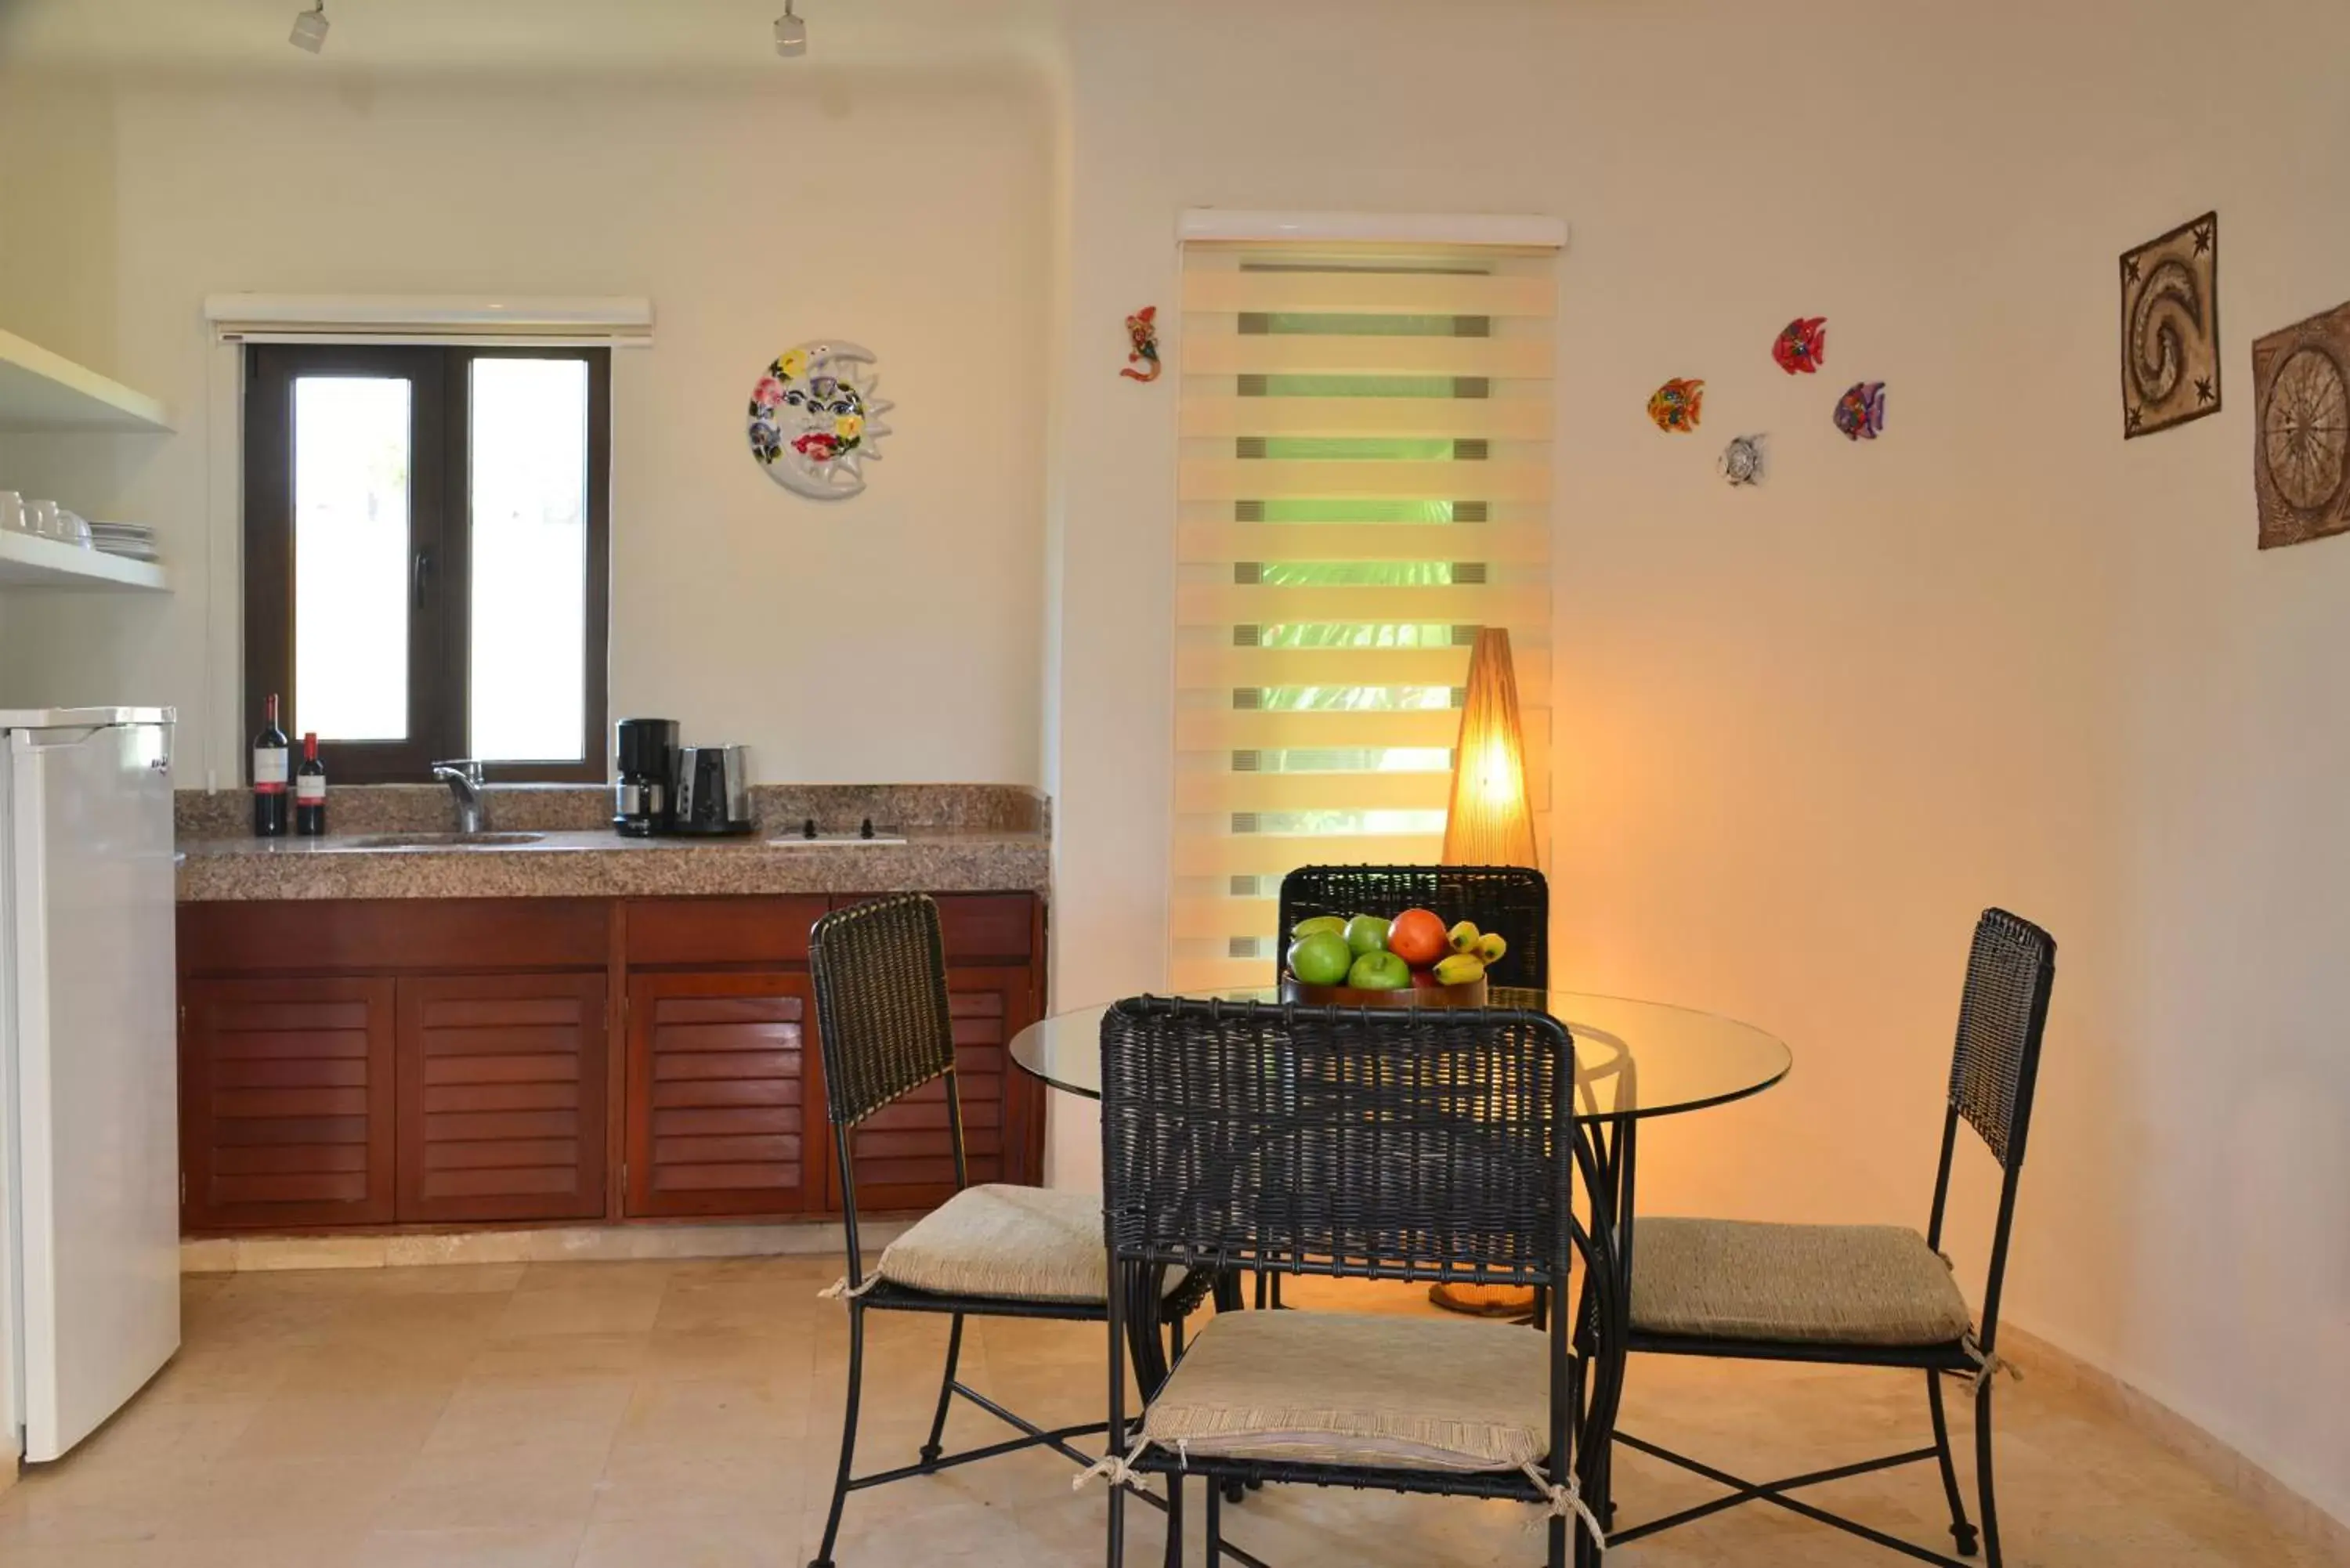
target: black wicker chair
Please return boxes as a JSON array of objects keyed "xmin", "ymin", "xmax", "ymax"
[
  {"xmin": 1277, "ymin": 864, "xmax": 1549, "ymax": 990},
  {"xmin": 1608, "ymin": 909, "xmax": 2057, "ymax": 1568},
  {"xmin": 804, "ymin": 894, "xmax": 1207, "ymax": 1568},
  {"xmin": 1097, "ymin": 997, "xmax": 1619, "ymax": 1568}
]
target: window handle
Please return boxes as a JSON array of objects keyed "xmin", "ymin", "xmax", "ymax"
[{"xmin": 413, "ymin": 546, "xmax": 434, "ymax": 609}]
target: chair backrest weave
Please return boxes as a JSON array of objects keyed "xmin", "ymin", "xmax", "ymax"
[
  {"xmin": 1946, "ymin": 908, "xmax": 2057, "ymax": 1169},
  {"xmin": 1276, "ymin": 865, "xmax": 1549, "ymax": 990},
  {"xmin": 808, "ymin": 892, "xmax": 960, "ymax": 1131},
  {"xmin": 1100, "ymin": 998, "xmax": 1572, "ymax": 1288}
]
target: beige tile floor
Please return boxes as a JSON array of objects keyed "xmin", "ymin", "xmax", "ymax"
[{"xmin": 0, "ymin": 1256, "xmax": 2323, "ymax": 1566}]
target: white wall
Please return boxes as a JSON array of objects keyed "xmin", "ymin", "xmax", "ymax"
[
  {"xmin": 0, "ymin": 68, "xmax": 1053, "ymax": 787},
  {"xmin": 1044, "ymin": 0, "xmax": 2349, "ymax": 1533}
]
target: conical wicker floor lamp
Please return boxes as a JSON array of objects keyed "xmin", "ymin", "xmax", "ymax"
[{"xmin": 1432, "ymin": 627, "xmax": 1542, "ymax": 1317}]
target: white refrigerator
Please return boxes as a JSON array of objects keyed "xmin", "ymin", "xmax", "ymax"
[{"xmin": 0, "ymin": 708, "xmax": 180, "ymax": 1465}]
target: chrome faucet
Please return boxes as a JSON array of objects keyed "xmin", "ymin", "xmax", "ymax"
[{"xmin": 431, "ymin": 760, "xmax": 489, "ymax": 833}]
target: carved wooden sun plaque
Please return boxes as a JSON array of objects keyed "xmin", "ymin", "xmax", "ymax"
[
  {"xmin": 2120, "ymin": 212, "xmax": 2221, "ymax": 439},
  {"xmin": 2253, "ymin": 301, "xmax": 2350, "ymax": 551}
]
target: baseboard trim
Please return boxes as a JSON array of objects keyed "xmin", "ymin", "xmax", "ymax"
[
  {"xmin": 2005, "ymin": 1324, "xmax": 2350, "ymax": 1565},
  {"xmin": 182, "ymin": 1218, "xmax": 909, "ymax": 1274}
]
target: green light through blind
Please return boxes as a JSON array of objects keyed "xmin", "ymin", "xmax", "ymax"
[
  {"xmin": 1255, "ymin": 748, "xmax": 1453, "ymax": 773},
  {"xmin": 1258, "ymin": 687, "xmax": 1454, "ymax": 712},
  {"xmin": 1255, "ymin": 623, "xmax": 1456, "ymax": 647},
  {"xmin": 1261, "ymin": 499, "xmax": 1456, "ymax": 522},
  {"xmin": 1256, "ymin": 313, "xmax": 1465, "ymax": 337},
  {"xmin": 1257, "ymin": 562, "xmax": 1452, "ymax": 586},
  {"xmin": 1261, "ymin": 437, "xmax": 1455, "ymax": 461},
  {"xmin": 1260, "ymin": 375, "xmax": 1460, "ymax": 399}
]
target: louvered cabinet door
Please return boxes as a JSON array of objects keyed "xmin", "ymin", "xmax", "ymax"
[
  {"xmin": 826, "ymin": 966, "xmax": 1042, "ymax": 1214},
  {"xmin": 624, "ymin": 972, "xmax": 816, "ymax": 1218},
  {"xmin": 181, "ymin": 977, "xmax": 397, "ymax": 1230},
  {"xmin": 393, "ymin": 973, "xmax": 609, "ymax": 1224}
]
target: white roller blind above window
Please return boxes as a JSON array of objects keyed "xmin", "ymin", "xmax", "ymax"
[{"xmin": 1170, "ymin": 235, "xmax": 1558, "ymax": 992}]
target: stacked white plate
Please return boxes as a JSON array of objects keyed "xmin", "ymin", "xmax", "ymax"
[{"xmin": 86, "ymin": 522, "xmax": 160, "ymax": 562}]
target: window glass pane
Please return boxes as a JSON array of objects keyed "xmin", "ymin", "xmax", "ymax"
[
  {"xmin": 294, "ymin": 377, "xmax": 411, "ymax": 741},
  {"xmin": 469, "ymin": 359, "xmax": 588, "ymax": 762}
]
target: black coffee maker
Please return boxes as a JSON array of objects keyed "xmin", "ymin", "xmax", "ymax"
[{"xmin": 613, "ymin": 717, "xmax": 678, "ymax": 836}]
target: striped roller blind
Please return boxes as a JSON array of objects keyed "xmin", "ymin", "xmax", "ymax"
[{"xmin": 1170, "ymin": 238, "xmax": 1557, "ymax": 992}]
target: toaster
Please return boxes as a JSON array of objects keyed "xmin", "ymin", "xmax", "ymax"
[{"xmin": 671, "ymin": 744, "xmax": 754, "ymax": 835}]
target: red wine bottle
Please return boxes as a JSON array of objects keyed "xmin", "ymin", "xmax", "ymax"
[
  {"xmin": 295, "ymin": 731, "xmax": 327, "ymax": 836},
  {"xmin": 252, "ymin": 694, "xmax": 291, "ymax": 837}
]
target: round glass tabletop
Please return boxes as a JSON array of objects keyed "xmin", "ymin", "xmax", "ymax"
[{"xmin": 1009, "ymin": 988, "xmax": 1791, "ymax": 1122}]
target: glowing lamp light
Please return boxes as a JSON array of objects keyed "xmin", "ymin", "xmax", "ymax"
[{"xmin": 1441, "ymin": 627, "xmax": 1538, "ymax": 869}]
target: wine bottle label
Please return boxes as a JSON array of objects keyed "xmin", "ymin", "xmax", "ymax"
[
  {"xmin": 254, "ymin": 749, "xmax": 289, "ymax": 788},
  {"xmin": 296, "ymin": 775, "xmax": 326, "ymax": 804}
]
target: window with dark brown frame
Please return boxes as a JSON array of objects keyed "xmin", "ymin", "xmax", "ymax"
[{"xmin": 244, "ymin": 343, "xmax": 611, "ymax": 785}]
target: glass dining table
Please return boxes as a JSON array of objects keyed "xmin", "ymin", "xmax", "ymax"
[{"xmin": 1008, "ymin": 986, "xmax": 1793, "ymax": 1541}]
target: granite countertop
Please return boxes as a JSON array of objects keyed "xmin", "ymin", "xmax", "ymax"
[
  {"xmin": 174, "ymin": 783, "xmax": 1049, "ymax": 901},
  {"xmin": 175, "ymin": 828, "xmax": 1047, "ymax": 901}
]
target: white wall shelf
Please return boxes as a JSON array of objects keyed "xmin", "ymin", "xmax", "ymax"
[
  {"xmin": 0, "ymin": 329, "xmax": 172, "ymax": 433},
  {"xmin": 0, "ymin": 531, "xmax": 168, "ymax": 591}
]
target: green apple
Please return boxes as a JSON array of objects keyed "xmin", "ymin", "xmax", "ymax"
[
  {"xmin": 1347, "ymin": 950, "xmax": 1412, "ymax": 990},
  {"xmin": 1290, "ymin": 915, "xmax": 1347, "ymax": 941},
  {"xmin": 1288, "ymin": 931, "xmax": 1355, "ymax": 987},
  {"xmin": 1343, "ymin": 914, "xmax": 1390, "ymax": 956}
]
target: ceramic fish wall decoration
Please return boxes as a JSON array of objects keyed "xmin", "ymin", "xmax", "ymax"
[
  {"xmin": 1773, "ymin": 316, "xmax": 1828, "ymax": 375},
  {"xmin": 1121, "ymin": 305, "xmax": 1162, "ymax": 382},
  {"xmin": 1719, "ymin": 433, "xmax": 1766, "ymax": 486},
  {"xmin": 1834, "ymin": 381, "xmax": 1887, "ymax": 441},
  {"xmin": 1647, "ymin": 378, "xmax": 1705, "ymax": 433}
]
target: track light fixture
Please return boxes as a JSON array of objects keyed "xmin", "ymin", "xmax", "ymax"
[
  {"xmin": 289, "ymin": 1, "xmax": 329, "ymax": 52},
  {"xmin": 773, "ymin": 0, "xmax": 808, "ymax": 58}
]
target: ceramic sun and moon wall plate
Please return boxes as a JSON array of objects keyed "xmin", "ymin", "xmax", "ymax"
[
  {"xmin": 2252, "ymin": 300, "xmax": 2350, "ymax": 551},
  {"xmin": 2120, "ymin": 212, "xmax": 2222, "ymax": 439},
  {"xmin": 748, "ymin": 341, "xmax": 894, "ymax": 500}
]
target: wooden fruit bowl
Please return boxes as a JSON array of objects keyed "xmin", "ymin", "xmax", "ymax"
[{"xmin": 1280, "ymin": 971, "xmax": 1488, "ymax": 1009}]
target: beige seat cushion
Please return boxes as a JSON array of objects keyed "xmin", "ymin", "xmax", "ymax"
[
  {"xmin": 874, "ymin": 1184, "xmax": 1109, "ymax": 1302},
  {"xmin": 1141, "ymin": 1309, "xmax": 1551, "ymax": 1472},
  {"xmin": 1632, "ymin": 1218, "xmax": 1974, "ymax": 1347}
]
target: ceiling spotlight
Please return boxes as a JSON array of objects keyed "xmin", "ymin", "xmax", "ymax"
[
  {"xmin": 289, "ymin": 2, "xmax": 329, "ymax": 52},
  {"xmin": 773, "ymin": 1, "xmax": 807, "ymax": 58}
]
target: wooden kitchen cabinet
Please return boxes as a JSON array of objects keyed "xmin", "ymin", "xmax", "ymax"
[
  {"xmin": 623, "ymin": 970, "xmax": 818, "ymax": 1219},
  {"xmin": 176, "ymin": 891, "xmax": 1047, "ymax": 1235},
  {"xmin": 180, "ymin": 975, "xmax": 399, "ymax": 1230},
  {"xmin": 395, "ymin": 972, "xmax": 609, "ymax": 1224}
]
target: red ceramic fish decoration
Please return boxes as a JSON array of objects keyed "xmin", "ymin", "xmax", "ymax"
[{"xmin": 1773, "ymin": 316, "xmax": 1828, "ymax": 375}]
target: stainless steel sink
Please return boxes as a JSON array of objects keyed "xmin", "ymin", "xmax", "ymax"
[{"xmin": 338, "ymin": 831, "xmax": 548, "ymax": 851}]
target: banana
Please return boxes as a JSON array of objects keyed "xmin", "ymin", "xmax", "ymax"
[{"xmin": 1434, "ymin": 952, "xmax": 1487, "ymax": 986}]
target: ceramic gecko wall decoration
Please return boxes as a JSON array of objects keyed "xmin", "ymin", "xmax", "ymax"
[
  {"xmin": 1647, "ymin": 378, "xmax": 1705, "ymax": 433},
  {"xmin": 1120, "ymin": 306, "xmax": 1162, "ymax": 382}
]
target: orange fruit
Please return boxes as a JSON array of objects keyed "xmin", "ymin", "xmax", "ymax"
[{"xmin": 1386, "ymin": 908, "xmax": 1448, "ymax": 967}]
